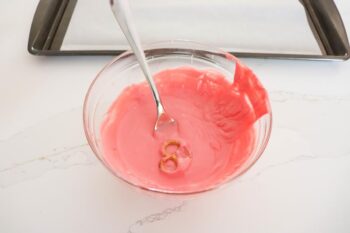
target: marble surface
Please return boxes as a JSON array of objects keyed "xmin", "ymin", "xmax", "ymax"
[{"xmin": 1, "ymin": 1, "xmax": 350, "ymax": 232}]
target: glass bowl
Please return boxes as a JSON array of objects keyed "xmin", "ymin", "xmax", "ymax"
[{"xmin": 83, "ymin": 40, "xmax": 272, "ymax": 194}]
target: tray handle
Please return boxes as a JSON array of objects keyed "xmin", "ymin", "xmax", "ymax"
[{"xmin": 302, "ymin": 0, "xmax": 349, "ymax": 59}]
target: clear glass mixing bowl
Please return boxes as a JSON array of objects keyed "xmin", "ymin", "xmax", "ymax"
[{"xmin": 83, "ymin": 40, "xmax": 272, "ymax": 194}]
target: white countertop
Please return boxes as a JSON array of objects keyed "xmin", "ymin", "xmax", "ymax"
[{"xmin": 1, "ymin": 1, "xmax": 350, "ymax": 232}]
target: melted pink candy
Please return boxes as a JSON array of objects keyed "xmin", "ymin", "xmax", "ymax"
[{"xmin": 101, "ymin": 59, "xmax": 270, "ymax": 192}]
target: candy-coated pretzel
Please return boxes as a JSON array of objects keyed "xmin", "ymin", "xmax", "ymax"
[
  {"xmin": 159, "ymin": 140, "xmax": 180, "ymax": 173},
  {"xmin": 159, "ymin": 154, "xmax": 178, "ymax": 173},
  {"xmin": 162, "ymin": 140, "xmax": 181, "ymax": 157},
  {"xmin": 159, "ymin": 139, "xmax": 191, "ymax": 174}
]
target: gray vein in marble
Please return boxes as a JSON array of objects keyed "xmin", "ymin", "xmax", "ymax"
[
  {"xmin": 0, "ymin": 106, "xmax": 81, "ymax": 143},
  {"xmin": 0, "ymin": 143, "xmax": 88, "ymax": 173},
  {"xmin": 241, "ymin": 152, "xmax": 350, "ymax": 182},
  {"xmin": 127, "ymin": 202, "xmax": 186, "ymax": 233},
  {"xmin": 0, "ymin": 143, "xmax": 97, "ymax": 189},
  {"xmin": 269, "ymin": 91, "xmax": 350, "ymax": 103}
]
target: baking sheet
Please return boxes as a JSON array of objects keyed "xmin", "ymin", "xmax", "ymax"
[{"xmin": 61, "ymin": 0, "xmax": 322, "ymax": 55}]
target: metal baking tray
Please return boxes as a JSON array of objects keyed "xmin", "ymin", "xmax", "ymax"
[{"xmin": 28, "ymin": 0, "xmax": 350, "ymax": 60}]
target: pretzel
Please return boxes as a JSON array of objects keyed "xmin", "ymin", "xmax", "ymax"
[
  {"xmin": 159, "ymin": 154, "xmax": 178, "ymax": 173},
  {"xmin": 159, "ymin": 140, "xmax": 180, "ymax": 173},
  {"xmin": 162, "ymin": 140, "xmax": 181, "ymax": 157},
  {"xmin": 159, "ymin": 139, "xmax": 191, "ymax": 174}
]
